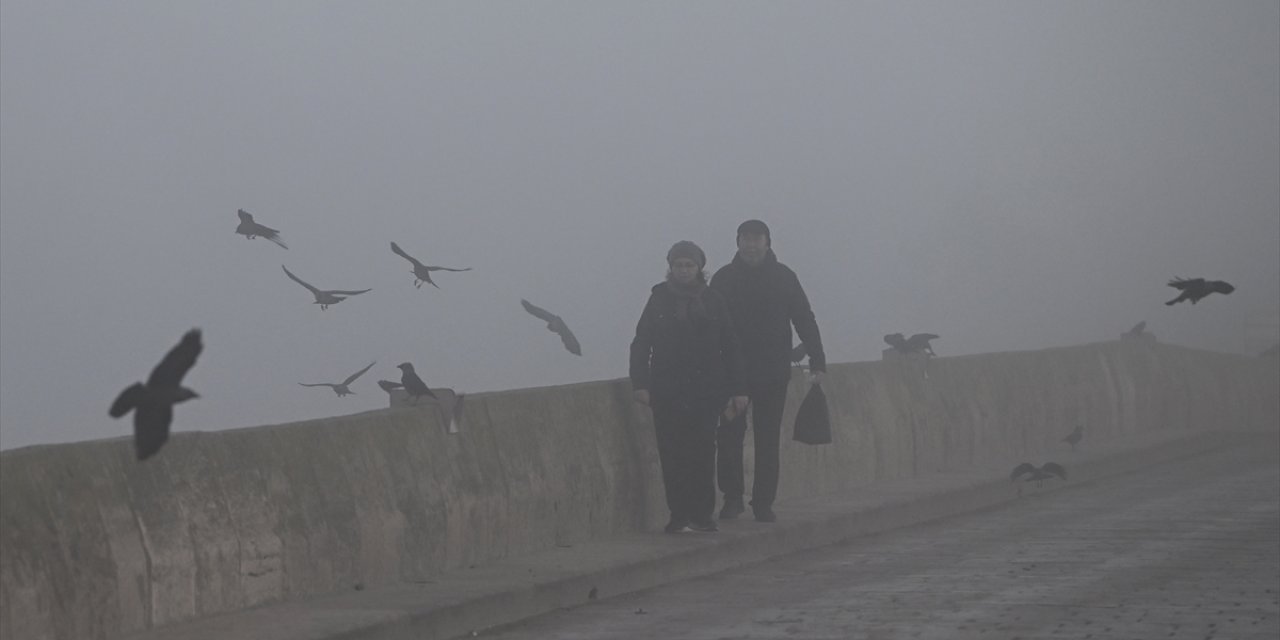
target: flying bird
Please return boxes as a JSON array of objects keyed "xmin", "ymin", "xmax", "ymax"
[
  {"xmin": 1010, "ymin": 462, "xmax": 1067, "ymax": 495},
  {"xmin": 791, "ymin": 343, "xmax": 807, "ymax": 364},
  {"xmin": 298, "ymin": 361, "xmax": 376, "ymax": 397},
  {"xmin": 1062, "ymin": 425, "xmax": 1083, "ymax": 451},
  {"xmin": 235, "ymin": 209, "xmax": 288, "ymax": 249},
  {"xmin": 884, "ymin": 333, "xmax": 938, "ymax": 356},
  {"xmin": 1165, "ymin": 277, "xmax": 1234, "ymax": 306},
  {"xmin": 396, "ymin": 362, "xmax": 437, "ymax": 403},
  {"xmin": 1125, "ymin": 321, "xmax": 1146, "ymax": 337},
  {"xmin": 281, "ymin": 265, "xmax": 372, "ymax": 310},
  {"xmin": 109, "ymin": 329, "xmax": 203, "ymax": 461},
  {"xmin": 521, "ymin": 299, "xmax": 582, "ymax": 356},
  {"xmin": 389, "ymin": 241, "xmax": 471, "ymax": 289}
]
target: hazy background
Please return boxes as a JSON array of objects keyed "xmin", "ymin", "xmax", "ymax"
[{"xmin": 2, "ymin": 1, "xmax": 1277, "ymax": 451}]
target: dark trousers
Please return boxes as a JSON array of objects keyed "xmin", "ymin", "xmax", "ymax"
[
  {"xmin": 717, "ymin": 378, "xmax": 789, "ymax": 508},
  {"xmin": 651, "ymin": 397, "xmax": 720, "ymax": 523}
]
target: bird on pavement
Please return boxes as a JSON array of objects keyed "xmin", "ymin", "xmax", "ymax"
[
  {"xmin": 389, "ymin": 241, "xmax": 471, "ymax": 289},
  {"xmin": 109, "ymin": 328, "xmax": 203, "ymax": 461},
  {"xmin": 281, "ymin": 265, "xmax": 372, "ymax": 310},
  {"xmin": 1062, "ymin": 425, "xmax": 1083, "ymax": 451},
  {"xmin": 1165, "ymin": 277, "xmax": 1234, "ymax": 306},
  {"xmin": 298, "ymin": 361, "xmax": 376, "ymax": 397},
  {"xmin": 521, "ymin": 299, "xmax": 582, "ymax": 356},
  {"xmin": 235, "ymin": 209, "xmax": 288, "ymax": 249},
  {"xmin": 396, "ymin": 362, "xmax": 437, "ymax": 403}
]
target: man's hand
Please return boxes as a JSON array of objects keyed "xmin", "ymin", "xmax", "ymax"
[
  {"xmin": 633, "ymin": 389, "xmax": 650, "ymax": 406},
  {"xmin": 808, "ymin": 371, "xmax": 825, "ymax": 386},
  {"xmin": 723, "ymin": 395, "xmax": 750, "ymax": 420}
]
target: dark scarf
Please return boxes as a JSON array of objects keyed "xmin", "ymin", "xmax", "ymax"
[{"xmin": 665, "ymin": 274, "xmax": 709, "ymax": 322}]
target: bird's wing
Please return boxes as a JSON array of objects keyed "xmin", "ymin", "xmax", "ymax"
[
  {"xmin": 343, "ymin": 361, "xmax": 377, "ymax": 385},
  {"xmin": 238, "ymin": 209, "xmax": 253, "ymax": 223},
  {"xmin": 556, "ymin": 323, "xmax": 583, "ymax": 356},
  {"xmin": 1010, "ymin": 463, "xmax": 1036, "ymax": 482},
  {"xmin": 147, "ymin": 329, "xmax": 203, "ymax": 389},
  {"xmin": 282, "ymin": 265, "xmax": 320, "ymax": 294},
  {"xmin": 377, "ymin": 380, "xmax": 403, "ymax": 392},
  {"xmin": 1167, "ymin": 277, "xmax": 1204, "ymax": 291},
  {"xmin": 329, "ymin": 288, "xmax": 372, "ymax": 296},
  {"xmin": 133, "ymin": 402, "xmax": 173, "ymax": 461},
  {"xmin": 109, "ymin": 382, "xmax": 147, "ymax": 418},
  {"xmin": 521, "ymin": 299, "xmax": 559, "ymax": 323},
  {"xmin": 298, "ymin": 383, "xmax": 338, "ymax": 388},
  {"xmin": 263, "ymin": 232, "xmax": 287, "ymax": 249},
  {"xmin": 910, "ymin": 333, "xmax": 940, "ymax": 342},
  {"xmin": 390, "ymin": 241, "xmax": 424, "ymax": 268},
  {"xmin": 1041, "ymin": 462, "xmax": 1067, "ymax": 480},
  {"xmin": 426, "ymin": 265, "xmax": 472, "ymax": 272}
]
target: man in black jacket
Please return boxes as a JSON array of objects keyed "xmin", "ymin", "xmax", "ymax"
[{"xmin": 711, "ymin": 220, "xmax": 826, "ymax": 522}]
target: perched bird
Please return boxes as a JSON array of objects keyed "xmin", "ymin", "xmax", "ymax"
[
  {"xmin": 281, "ymin": 265, "xmax": 372, "ymax": 310},
  {"xmin": 884, "ymin": 333, "xmax": 939, "ymax": 356},
  {"xmin": 1165, "ymin": 277, "xmax": 1234, "ymax": 306},
  {"xmin": 1010, "ymin": 462, "xmax": 1067, "ymax": 495},
  {"xmin": 448, "ymin": 393, "xmax": 467, "ymax": 434},
  {"xmin": 298, "ymin": 361, "xmax": 376, "ymax": 397},
  {"xmin": 389, "ymin": 241, "xmax": 471, "ymax": 289},
  {"xmin": 235, "ymin": 209, "xmax": 288, "ymax": 249},
  {"xmin": 377, "ymin": 379, "xmax": 404, "ymax": 394},
  {"xmin": 109, "ymin": 329, "xmax": 203, "ymax": 460},
  {"xmin": 521, "ymin": 299, "xmax": 582, "ymax": 356},
  {"xmin": 1062, "ymin": 425, "xmax": 1083, "ymax": 451},
  {"xmin": 1125, "ymin": 321, "xmax": 1147, "ymax": 337},
  {"xmin": 791, "ymin": 343, "xmax": 808, "ymax": 364},
  {"xmin": 396, "ymin": 362, "xmax": 437, "ymax": 403}
]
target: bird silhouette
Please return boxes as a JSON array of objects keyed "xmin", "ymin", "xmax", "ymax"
[
  {"xmin": 396, "ymin": 362, "xmax": 437, "ymax": 403},
  {"xmin": 1165, "ymin": 277, "xmax": 1234, "ymax": 306},
  {"xmin": 298, "ymin": 361, "xmax": 376, "ymax": 397},
  {"xmin": 521, "ymin": 299, "xmax": 582, "ymax": 355},
  {"xmin": 389, "ymin": 241, "xmax": 471, "ymax": 289},
  {"xmin": 884, "ymin": 333, "xmax": 938, "ymax": 356},
  {"xmin": 235, "ymin": 209, "xmax": 288, "ymax": 249},
  {"xmin": 1009, "ymin": 462, "xmax": 1067, "ymax": 495},
  {"xmin": 1126, "ymin": 321, "xmax": 1147, "ymax": 337},
  {"xmin": 109, "ymin": 329, "xmax": 203, "ymax": 460},
  {"xmin": 377, "ymin": 379, "xmax": 404, "ymax": 394},
  {"xmin": 1062, "ymin": 425, "xmax": 1083, "ymax": 451},
  {"xmin": 281, "ymin": 265, "xmax": 372, "ymax": 310}
]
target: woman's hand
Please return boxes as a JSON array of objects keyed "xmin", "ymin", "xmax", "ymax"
[{"xmin": 633, "ymin": 389, "xmax": 651, "ymax": 406}]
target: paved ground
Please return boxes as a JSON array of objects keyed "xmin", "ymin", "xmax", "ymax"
[{"xmin": 482, "ymin": 443, "xmax": 1280, "ymax": 640}]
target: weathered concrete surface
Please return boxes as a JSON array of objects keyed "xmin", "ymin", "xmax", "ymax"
[{"xmin": 1, "ymin": 340, "xmax": 1276, "ymax": 640}]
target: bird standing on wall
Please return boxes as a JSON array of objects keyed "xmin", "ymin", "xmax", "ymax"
[
  {"xmin": 1062, "ymin": 425, "xmax": 1083, "ymax": 451},
  {"xmin": 1165, "ymin": 277, "xmax": 1234, "ymax": 306},
  {"xmin": 298, "ymin": 361, "xmax": 376, "ymax": 397},
  {"xmin": 521, "ymin": 299, "xmax": 582, "ymax": 355},
  {"xmin": 396, "ymin": 362, "xmax": 437, "ymax": 403},
  {"xmin": 281, "ymin": 265, "xmax": 372, "ymax": 310},
  {"xmin": 109, "ymin": 329, "xmax": 203, "ymax": 460},
  {"xmin": 389, "ymin": 241, "xmax": 471, "ymax": 289},
  {"xmin": 235, "ymin": 209, "xmax": 288, "ymax": 249}
]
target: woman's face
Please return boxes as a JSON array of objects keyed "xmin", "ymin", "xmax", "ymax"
[{"xmin": 669, "ymin": 258, "xmax": 700, "ymax": 285}]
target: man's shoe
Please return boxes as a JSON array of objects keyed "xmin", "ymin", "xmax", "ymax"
[
  {"xmin": 664, "ymin": 517, "xmax": 691, "ymax": 534},
  {"xmin": 689, "ymin": 519, "xmax": 719, "ymax": 533},
  {"xmin": 719, "ymin": 497, "xmax": 745, "ymax": 520},
  {"xmin": 753, "ymin": 505, "xmax": 777, "ymax": 523}
]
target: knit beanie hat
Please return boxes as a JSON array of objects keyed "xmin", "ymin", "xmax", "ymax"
[
  {"xmin": 737, "ymin": 219, "xmax": 771, "ymax": 244},
  {"xmin": 666, "ymin": 240, "xmax": 707, "ymax": 268}
]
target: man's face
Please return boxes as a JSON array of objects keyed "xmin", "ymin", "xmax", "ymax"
[
  {"xmin": 736, "ymin": 232, "xmax": 769, "ymax": 266},
  {"xmin": 669, "ymin": 258, "xmax": 700, "ymax": 284}
]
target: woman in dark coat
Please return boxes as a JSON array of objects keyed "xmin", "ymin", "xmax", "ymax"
[{"xmin": 630, "ymin": 241, "xmax": 749, "ymax": 533}]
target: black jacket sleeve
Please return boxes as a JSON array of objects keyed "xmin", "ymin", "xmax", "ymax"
[
  {"xmin": 714, "ymin": 292, "xmax": 748, "ymax": 396},
  {"xmin": 629, "ymin": 292, "xmax": 659, "ymax": 391},
  {"xmin": 787, "ymin": 270, "xmax": 827, "ymax": 373}
]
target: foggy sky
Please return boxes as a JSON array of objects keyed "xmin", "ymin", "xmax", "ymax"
[{"xmin": 2, "ymin": 1, "xmax": 1277, "ymax": 451}]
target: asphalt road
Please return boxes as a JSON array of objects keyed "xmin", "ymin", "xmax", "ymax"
[{"xmin": 481, "ymin": 442, "xmax": 1280, "ymax": 640}]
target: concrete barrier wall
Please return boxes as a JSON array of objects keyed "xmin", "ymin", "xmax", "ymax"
[{"xmin": 1, "ymin": 340, "xmax": 1276, "ymax": 640}]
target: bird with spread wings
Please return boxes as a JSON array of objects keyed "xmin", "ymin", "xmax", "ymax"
[
  {"xmin": 281, "ymin": 265, "xmax": 372, "ymax": 310},
  {"xmin": 390, "ymin": 241, "xmax": 471, "ymax": 289},
  {"xmin": 109, "ymin": 329, "xmax": 203, "ymax": 460},
  {"xmin": 521, "ymin": 299, "xmax": 582, "ymax": 356},
  {"xmin": 298, "ymin": 361, "xmax": 376, "ymax": 397}
]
